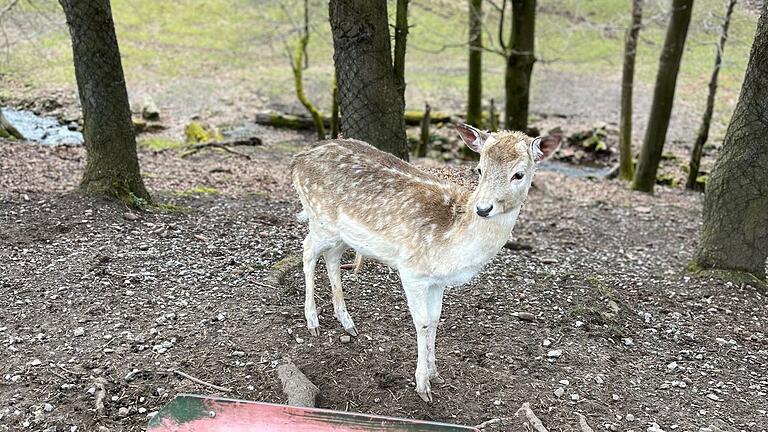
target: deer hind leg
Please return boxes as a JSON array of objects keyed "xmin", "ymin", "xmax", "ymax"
[
  {"xmin": 302, "ymin": 234, "xmax": 322, "ymax": 336},
  {"xmin": 324, "ymin": 243, "xmax": 357, "ymax": 336}
]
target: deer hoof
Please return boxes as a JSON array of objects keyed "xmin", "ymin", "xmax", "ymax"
[
  {"xmin": 344, "ymin": 326, "xmax": 358, "ymax": 337},
  {"xmin": 308, "ymin": 327, "xmax": 320, "ymax": 337},
  {"xmin": 417, "ymin": 388, "xmax": 433, "ymax": 403}
]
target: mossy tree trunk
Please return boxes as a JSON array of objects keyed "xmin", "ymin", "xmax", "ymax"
[
  {"xmin": 632, "ymin": 0, "xmax": 693, "ymax": 193},
  {"xmin": 504, "ymin": 0, "xmax": 536, "ymax": 132},
  {"xmin": 686, "ymin": 0, "xmax": 737, "ymax": 190},
  {"xmin": 292, "ymin": 0, "xmax": 325, "ymax": 141},
  {"xmin": 330, "ymin": 75, "xmax": 340, "ymax": 139},
  {"xmin": 695, "ymin": 3, "xmax": 768, "ymax": 279},
  {"xmin": 619, "ymin": 0, "xmax": 643, "ymax": 181},
  {"xmin": 0, "ymin": 111, "xmax": 24, "ymax": 139},
  {"xmin": 329, "ymin": 0, "xmax": 408, "ymax": 160},
  {"xmin": 466, "ymin": 0, "xmax": 483, "ymax": 127},
  {"xmin": 59, "ymin": 0, "xmax": 150, "ymax": 202},
  {"xmin": 393, "ymin": 0, "xmax": 409, "ymax": 101}
]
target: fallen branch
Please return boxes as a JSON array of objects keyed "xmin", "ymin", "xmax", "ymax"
[
  {"xmin": 277, "ymin": 359, "xmax": 319, "ymax": 408},
  {"xmin": 576, "ymin": 413, "xmax": 595, "ymax": 432},
  {"xmin": 181, "ymin": 141, "xmax": 254, "ymax": 159},
  {"xmin": 515, "ymin": 402, "xmax": 548, "ymax": 432}
]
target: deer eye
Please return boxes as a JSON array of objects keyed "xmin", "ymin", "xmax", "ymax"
[{"xmin": 511, "ymin": 172, "xmax": 525, "ymax": 181}]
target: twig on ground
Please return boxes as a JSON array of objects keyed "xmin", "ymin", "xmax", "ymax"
[
  {"xmin": 171, "ymin": 369, "xmax": 233, "ymax": 393},
  {"xmin": 515, "ymin": 402, "xmax": 548, "ymax": 432},
  {"xmin": 252, "ymin": 280, "xmax": 279, "ymax": 290},
  {"xmin": 576, "ymin": 413, "xmax": 595, "ymax": 432},
  {"xmin": 475, "ymin": 417, "xmax": 509, "ymax": 429},
  {"xmin": 93, "ymin": 378, "xmax": 107, "ymax": 415}
]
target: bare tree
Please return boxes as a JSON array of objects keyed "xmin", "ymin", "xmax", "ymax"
[
  {"xmin": 686, "ymin": 0, "xmax": 737, "ymax": 190},
  {"xmin": 633, "ymin": 0, "xmax": 693, "ymax": 193},
  {"xmin": 329, "ymin": 0, "xmax": 408, "ymax": 159},
  {"xmin": 695, "ymin": 3, "xmax": 768, "ymax": 279},
  {"xmin": 59, "ymin": 0, "xmax": 150, "ymax": 202},
  {"xmin": 394, "ymin": 0, "xmax": 410, "ymax": 100},
  {"xmin": 619, "ymin": 0, "xmax": 643, "ymax": 181}
]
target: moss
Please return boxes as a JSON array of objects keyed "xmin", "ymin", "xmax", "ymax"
[
  {"xmin": 174, "ymin": 186, "xmax": 219, "ymax": 197},
  {"xmin": 148, "ymin": 203, "xmax": 196, "ymax": 215},
  {"xmin": 138, "ymin": 137, "xmax": 185, "ymax": 151},
  {"xmin": 686, "ymin": 261, "xmax": 767, "ymax": 289},
  {"xmin": 184, "ymin": 121, "xmax": 222, "ymax": 144},
  {"xmin": 656, "ymin": 173, "xmax": 680, "ymax": 188}
]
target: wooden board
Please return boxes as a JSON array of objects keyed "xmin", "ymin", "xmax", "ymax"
[{"xmin": 148, "ymin": 394, "xmax": 479, "ymax": 432}]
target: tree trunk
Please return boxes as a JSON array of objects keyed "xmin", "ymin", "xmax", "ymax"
[
  {"xmin": 686, "ymin": 0, "xmax": 737, "ymax": 191},
  {"xmin": 467, "ymin": 0, "xmax": 483, "ymax": 127},
  {"xmin": 329, "ymin": 0, "xmax": 408, "ymax": 160},
  {"xmin": 59, "ymin": 0, "xmax": 150, "ymax": 202},
  {"xmin": 416, "ymin": 102, "xmax": 430, "ymax": 158},
  {"xmin": 619, "ymin": 0, "xmax": 643, "ymax": 181},
  {"xmin": 695, "ymin": 4, "xmax": 768, "ymax": 279},
  {"xmin": 504, "ymin": 0, "xmax": 536, "ymax": 132},
  {"xmin": 632, "ymin": 0, "xmax": 693, "ymax": 193},
  {"xmin": 393, "ymin": 0, "xmax": 409, "ymax": 102},
  {"xmin": 330, "ymin": 75, "xmax": 340, "ymax": 139}
]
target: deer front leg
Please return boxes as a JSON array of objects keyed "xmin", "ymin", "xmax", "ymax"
[
  {"xmin": 402, "ymin": 278, "xmax": 433, "ymax": 402},
  {"xmin": 302, "ymin": 235, "xmax": 321, "ymax": 336},
  {"xmin": 426, "ymin": 286, "xmax": 446, "ymax": 383}
]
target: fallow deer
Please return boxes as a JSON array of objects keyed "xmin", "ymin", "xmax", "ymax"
[{"xmin": 291, "ymin": 124, "xmax": 556, "ymax": 402}]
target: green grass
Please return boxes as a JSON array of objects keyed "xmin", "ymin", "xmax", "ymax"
[
  {"xmin": 173, "ymin": 186, "xmax": 219, "ymax": 197},
  {"xmin": 137, "ymin": 137, "xmax": 185, "ymax": 151},
  {"xmin": 0, "ymin": 0, "xmax": 759, "ymax": 136}
]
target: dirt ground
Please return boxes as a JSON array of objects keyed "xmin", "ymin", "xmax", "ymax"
[{"xmin": 1, "ymin": 128, "xmax": 766, "ymax": 432}]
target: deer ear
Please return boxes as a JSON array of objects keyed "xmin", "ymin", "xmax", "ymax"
[
  {"xmin": 531, "ymin": 135, "xmax": 562, "ymax": 162},
  {"xmin": 455, "ymin": 123, "xmax": 488, "ymax": 153}
]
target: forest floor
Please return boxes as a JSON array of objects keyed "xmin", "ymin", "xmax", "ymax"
[{"xmin": 1, "ymin": 128, "xmax": 766, "ymax": 432}]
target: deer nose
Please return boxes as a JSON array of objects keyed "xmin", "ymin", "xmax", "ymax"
[{"xmin": 476, "ymin": 203, "xmax": 493, "ymax": 217}]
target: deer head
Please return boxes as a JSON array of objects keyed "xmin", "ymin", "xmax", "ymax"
[{"xmin": 456, "ymin": 123, "xmax": 559, "ymax": 218}]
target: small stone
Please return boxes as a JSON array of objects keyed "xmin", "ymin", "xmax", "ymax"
[
  {"xmin": 612, "ymin": 394, "xmax": 620, "ymax": 401},
  {"xmin": 493, "ymin": 399, "xmax": 502, "ymax": 406},
  {"xmin": 217, "ymin": 313, "xmax": 226, "ymax": 321},
  {"xmin": 43, "ymin": 403, "xmax": 53, "ymax": 412},
  {"xmin": 118, "ymin": 407, "xmax": 130, "ymax": 417},
  {"xmin": 295, "ymin": 337, "xmax": 305, "ymax": 344},
  {"xmin": 138, "ymin": 407, "xmax": 147, "ymax": 414},
  {"xmin": 667, "ymin": 362, "xmax": 678, "ymax": 371},
  {"xmin": 27, "ymin": 359, "xmax": 42, "ymax": 366},
  {"xmin": 73, "ymin": 327, "xmax": 85, "ymax": 337},
  {"xmin": 634, "ymin": 206, "xmax": 652, "ymax": 213},
  {"xmin": 570, "ymin": 393, "xmax": 580, "ymax": 401},
  {"xmin": 574, "ymin": 320, "xmax": 584, "ymax": 328},
  {"xmin": 516, "ymin": 312, "xmax": 535, "ymax": 321},
  {"xmin": 647, "ymin": 423, "xmax": 665, "ymax": 432},
  {"xmin": 340, "ymin": 335, "xmax": 351, "ymax": 344},
  {"xmin": 547, "ymin": 349, "xmax": 562, "ymax": 358},
  {"xmin": 232, "ymin": 351, "xmax": 245, "ymax": 357},
  {"xmin": 558, "ymin": 379, "xmax": 569, "ymax": 385},
  {"xmin": 622, "ymin": 337, "xmax": 634, "ymax": 346},
  {"xmin": 542, "ymin": 339, "xmax": 552, "ymax": 347},
  {"xmin": 123, "ymin": 212, "xmax": 139, "ymax": 221},
  {"xmin": 626, "ymin": 413, "xmax": 635, "ymax": 422},
  {"xmin": 554, "ymin": 387, "xmax": 565, "ymax": 398},
  {"xmin": 595, "ymin": 374, "xmax": 605, "ymax": 384},
  {"xmin": 706, "ymin": 393, "xmax": 720, "ymax": 401}
]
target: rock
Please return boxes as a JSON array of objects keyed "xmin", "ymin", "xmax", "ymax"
[
  {"xmin": 706, "ymin": 393, "xmax": 720, "ymax": 401},
  {"xmin": 27, "ymin": 359, "xmax": 42, "ymax": 366},
  {"xmin": 118, "ymin": 407, "xmax": 130, "ymax": 417},
  {"xmin": 516, "ymin": 312, "xmax": 535, "ymax": 322},
  {"xmin": 542, "ymin": 339, "xmax": 552, "ymax": 347},
  {"xmin": 667, "ymin": 362, "xmax": 678, "ymax": 371},
  {"xmin": 547, "ymin": 349, "xmax": 562, "ymax": 358},
  {"xmin": 558, "ymin": 379, "xmax": 569, "ymax": 385},
  {"xmin": 554, "ymin": 387, "xmax": 565, "ymax": 398},
  {"xmin": 340, "ymin": 335, "xmax": 351, "ymax": 344},
  {"xmin": 622, "ymin": 337, "xmax": 634, "ymax": 346},
  {"xmin": 138, "ymin": 407, "xmax": 147, "ymax": 414},
  {"xmin": 634, "ymin": 206, "xmax": 652, "ymax": 214},
  {"xmin": 43, "ymin": 403, "xmax": 53, "ymax": 412},
  {"xmin": 648, "ymin": 423, "xmax": 665, "ymax": 432},
  {"xmin": 141, "ymin": 99, "xmax": 160, "ymax": 121},
  {"xmin": 570, "ymin": 393, "xmax": 580, "ymax": 401},
  {"xmin": 626, "ymin": 413, "xmax": 635, "ymax": 422},
  {"xmin": 607, "ymin": 300, "xmax": 620, "ymax": 314},
  {"xmin": 595, "ymin": 374, "xmax": 605, "ymax": 384},
  {"xmin": 73, "ymin": 327, "xmax": 85, "ymax": 337},
  {"xmin": 232, "ymin": 351, "xmax": 245, "ymax": 357},
  {"xmin": 123, "ymin": 212, "xmax": 139, "ymax": 221}
]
